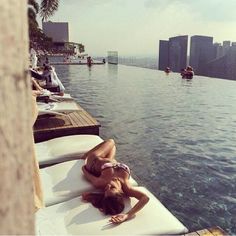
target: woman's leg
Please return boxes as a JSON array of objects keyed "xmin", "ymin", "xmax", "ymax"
[
  {"xmin": 82, "ymin": 139, "xmax": 116, "ymax": 176},
  {"xmin": 82, "ymin": 139, "xmax": 116, "ymax": 161}
]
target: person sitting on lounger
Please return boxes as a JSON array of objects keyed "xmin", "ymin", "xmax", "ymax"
[
  {"xmin": 30, "ymin": 65, "xmax": 65, "ymax": 96},
  {"xmin": 81, "ymin": 139, "xmax": 149, "ymax": 224}
]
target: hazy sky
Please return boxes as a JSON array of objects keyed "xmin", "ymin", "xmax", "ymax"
[{"xmin": 40, "ymin": 0, "xmax": 236, "ymax": 57}]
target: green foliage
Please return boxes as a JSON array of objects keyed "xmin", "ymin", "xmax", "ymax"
[
  {"xmin": 28, "ymin": 0, "xmax": 39, "ymax": 14},
  {"xmin": 40, "ymin": 0, "xmax": 59, "ymax": 21},
  {"xmin": 28, "ymin": 0, "xmax": 59, "ymax": 51}
]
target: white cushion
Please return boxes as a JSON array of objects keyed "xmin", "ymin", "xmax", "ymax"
[
  {"xmin": 36, "ymin": 187, "xmax": 188, "ymax": 235},
  {"xmin": 37, "ymin": 100, "xmax": 79, "ymax": 116},
  {"xmin": 35, "ymin": 135, "xmax": 104, "ymax": 166},
  {"xmin": 41, "ymin": 160, "xmax": 138, "ymax": 207},
  {"xmin": 51, "ymin": 93, "xmax": 74, "ymax": 101}
]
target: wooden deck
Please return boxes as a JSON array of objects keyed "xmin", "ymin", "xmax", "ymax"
[
  {"xmin": 34, "ymin": 103, "xmax": 100, "ymax": 143},
  {"xmin": 183, "ymin": 226, "xmax": 228, "ymax": 236}
]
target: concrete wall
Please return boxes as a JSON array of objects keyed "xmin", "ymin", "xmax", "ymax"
[{"xmin": 0, "ymin": 0, "xmax": 34, "ymax": 234}]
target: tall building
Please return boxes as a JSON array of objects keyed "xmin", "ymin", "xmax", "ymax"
[
  {"xmin": 222, "ymin": 40, "xmax": 231, "ymax": 56},
  {"xmin": 223, "ymin": 41, "xmax": 231, "ymax": 47},
  {"xmin": 42, "ymin": 21, "xmax": 84, "ymax": 54},
  {"xmin": 206, "ymin": 47, "xmax": 236, "ymax": 80},
  {"xmin": 107, "ymin": 51, "xmax": 118, "ymax": 64},
  {"xmin": 168, "ymin": 36, "xmax": 188, "ymax": 72},
  {"xmin": 43, "ymin": 21, "xmax": 69, "ymax": 42},
  {"xmin": 189, "ymin": 35, "xmax": 214, "ymax": 75},
  {"xmin": 158, "ymin": 40, "xmax": 169, "ymax": 70},
  {"xmin": 213, "ymin": 43, "xmax": 223, "ymax": 59}
]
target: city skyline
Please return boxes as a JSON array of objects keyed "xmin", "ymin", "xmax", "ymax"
[
  {"xmin": 37, "ymin": 0, "xmax": 236, "ymax": 57},
  {"xmin": 158, "ymin": 34, "xmax": 236, "ymax": 80}
]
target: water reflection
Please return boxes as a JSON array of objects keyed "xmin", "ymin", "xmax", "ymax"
[
  {"xmin": 181, "ymin": 78, "xmax": 193, "ymax": 87},
  {"xmin": 87, "ymin": 65, "xmax": 92, "ymax": 77},
  {"xmin": 107, "ymin": 64, "xmax": 118, "ymax": 79}
]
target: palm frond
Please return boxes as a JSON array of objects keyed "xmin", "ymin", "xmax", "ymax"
[
  {"xmin": 28, "ymin": 7, "xmax": 37, "ymax": 21},
  {"xmin": 40, "ymin": 0, "xmax": 59, "ymax": 21},
  {"xmin": 28, "ymin": 0, "xmax": 39, "ymax": 14}
]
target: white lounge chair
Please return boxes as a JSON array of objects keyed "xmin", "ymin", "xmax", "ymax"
[
  {"xmin": 40, "ymin": 159, "xmax": 138, "ymax": 207},
  {"xmin": 51, "ymin": 93, "xmax": 74, "ymax": 101},
  {"xmin": 35, "ymin": 135, "xmax": 104, "ymax": 166},
  {"xmin": 37, "ymin": 100, "xmax": 80, "ymax": 116},
  {"xmin": 36, "ymin": 186, "xmax": 188, "ymax": 235}
]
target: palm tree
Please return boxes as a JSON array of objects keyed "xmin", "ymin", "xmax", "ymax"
[
  {"xmin": 28, "ymin": 0, "xmax": 39, "ymax": 14},
  {"xmin": 28, "ymin": 0, "xmax": 55, "ymax": 50},
  {"xmin": 28, "ymin": 0, "xmax": 39, "ymax": 28},
  {"xmin": 40, "ymin": 0, "xmax": 60, "ymax": 21}
]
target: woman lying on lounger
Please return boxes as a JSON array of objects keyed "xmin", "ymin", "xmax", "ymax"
[{"xmin": 81, "ymin": 139, "xmax": 149, "ymax": 224}]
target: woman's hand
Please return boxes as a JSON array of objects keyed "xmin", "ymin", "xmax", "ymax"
[
  {"xmin": 82, "ymin": 192, "xmax": 90, "ymax": 201},
  {"xmin": 109, "ymin": 213, "xmax": 130, "ymax": 224},
  {"xmin": 32, "ymin": 90, "xmax": 42, "ymax": 97},
  {"xmin": 82, "ymin": 165, "xmax": 86, "ymax": 173}
]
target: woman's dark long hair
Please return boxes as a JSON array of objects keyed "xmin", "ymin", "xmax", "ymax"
[{"xmin": 85, "ymin": 192, "xmax": 125, "ymax": 215}]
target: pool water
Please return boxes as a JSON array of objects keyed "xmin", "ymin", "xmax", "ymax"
[{"xmin": 55, "ymin": 63, "xmax": 236, "ymax": 234}]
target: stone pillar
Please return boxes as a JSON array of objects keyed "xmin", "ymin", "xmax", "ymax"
[{"xmin": 0, "ymin": 0, "xmax": 34, "ymax": 234}]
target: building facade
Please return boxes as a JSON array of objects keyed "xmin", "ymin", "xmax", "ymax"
[
  {"xmin": 158, "ymin": 36, "xmax": 187, "ymax": 72},
  {"xmin": 43, "ymin": 21, "xmax": 69, "ymax": 42},
  {"xmin": 189, "ymin": 35, "xmax": 214, "ymax": 75},
  {"xmin": 206, "ymin": 47, "xmax": 236, "ymax": 80},
  {"xmin": 107, "ymin": 51, "xmax": 118, "ymax": 64},
  {"xmin": 42, "ymin": 21, "xmax": 84, "ymax": 54},
  {"xmin": 168, "ymin": 35, "xmax": 188, "ymax": 72},
  {"xmin": 158, "ymin": 40, "xmax": 169, "ymax": 70}
]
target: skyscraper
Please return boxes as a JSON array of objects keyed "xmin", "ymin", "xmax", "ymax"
[
  {"xmin": 42, "ymin": 21, "xmax": 69, "ymax": 42},
  {"xmin": 168, "ymin": 36, "xmax": 188, "ymax": 72},
  {"xmin": 189, "ymin": 35, "xmax": 214, "ymax": 75},
  {"xmin": 206, "ymin": 47, "xmax": 236, "ymax": 80},
  {"xmin": 222, "ymin": 40, "xmax": 231, "ymax": 56},
  {"xmin": 158, "ymin": 40, "xmax": 169, "ymax": 70},
  {"xmin": 42, "ymin": 21, "xmax": 84, "ymax": 54}
]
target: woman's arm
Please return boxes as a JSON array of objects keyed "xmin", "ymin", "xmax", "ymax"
[
  {"xmin": 31, "ymin": 78, "xmax": 43, "ymax": 91},
  {"xmin": 110, "ymin": 182, "xmax": 149, "ymax": 224},
  {"xmin": 31, "ymin": 93, "xmax": 38, "ymax": 126},
  {"xmin": 82, "ymin": 165, "xmax": 104, "ymax": 188}
]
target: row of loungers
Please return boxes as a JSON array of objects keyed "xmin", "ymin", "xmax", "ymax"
[{"xmin": 35, "ymin": 134, "xmax": 189, "ymax": 235}]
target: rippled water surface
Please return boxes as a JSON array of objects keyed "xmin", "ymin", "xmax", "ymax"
[{"xmin": 55, "ymin": 64, "xmax": 236, "ymax": 234}]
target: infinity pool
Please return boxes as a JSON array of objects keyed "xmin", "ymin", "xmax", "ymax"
[{"xmin": 55, "ymin": 63, "xmax": 236, "ymax": 234}]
